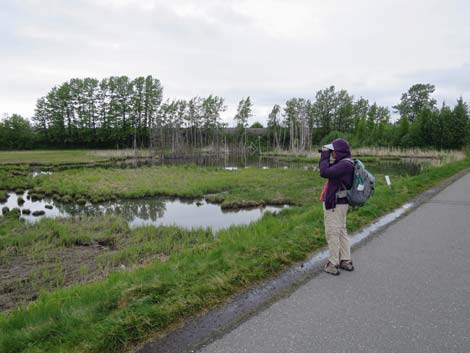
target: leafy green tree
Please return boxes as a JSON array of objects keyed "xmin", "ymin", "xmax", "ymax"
[
  {"xmin": 450, "ymin": 98, "xmax": 469, "ymax": 148},
  {"xmin": 312, "ymin": 86, "xmax": 354, "ymax": 139},
  {"xmin": 409, "ymin": 109, "xmax": 434, "ymax": 147},
  {"xmin": 32, "ymin": 97, "xmax": 49, "ymax": 143},
  {"xmin": 234, "ymin": 97, "xmax": 253, "ymax": 146},
  {"xmin": 354, "ymin": 118, "xmax": 367, "ymax": 146},
  {"xmin": 250, "ymin": 121, "xmax": 263, "ymax": 128},
  {"xmin": 267, "ymin": 104, "xmax": 282, "ymax": 149},
  {"xmin": 312, "ymin": 86, "xmax": 336, "ymax": 137},
  {"xmin": 0, "ymin": 114, "xmax": 34, "ymax": 149},
  {"xmin": 352, "ymin": 97, "xmax": 369, "ymax": 132},
  {"xmin": 284, "ymin": 98, "xmax": 311, "ymax": 151},
  {"xmin": 332, "ymin": 89, "xmax": 354, "ymax": 132},
  {"xmin": 397, "ymin": 116, "xmax": 410, "ymax": 146},
  {"xmin": 428, "ymin": 108, "xmax": 443, "ymax": 149},
  {"xmin": 201, "ymin": 95, "xmax": 226, "ymax": 146},
  {"xmin": 393, "ymin": 83, "xmax": 437, "ymax": 122},
  {"xmin": 234, "ymin": 97, "xmax": 252, "ymax": 128}
]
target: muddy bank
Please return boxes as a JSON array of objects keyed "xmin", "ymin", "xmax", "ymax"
[{"xmin": 0, "ymin": 216, "xmax": 203, "ymax": 311}]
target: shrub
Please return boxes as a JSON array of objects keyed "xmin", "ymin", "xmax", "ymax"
[
  {"xmin": 8, "ymin": 208, "xmax": 21, "ymax": 218},
  {"xmin": 32, "ymin": 210, "xmax": 46, "ymax": 216}
]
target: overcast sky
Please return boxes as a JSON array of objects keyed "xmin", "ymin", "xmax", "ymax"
[{"xmin": 1, "ymin": 0, "xmax": 469, "ymax": 125}]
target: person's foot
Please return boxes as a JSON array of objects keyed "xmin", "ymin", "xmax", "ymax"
[
  {"xmin": 323, "ymin": 261, "xmax": 340, "ymax": 275},
  {"xmin": 339, "ymin": 260, "xmax": 354, "ymax": 271}
]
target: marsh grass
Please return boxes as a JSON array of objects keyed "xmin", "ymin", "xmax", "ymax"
[
  {"xmin": 91, "ymin": 149, "xmax": 155, "ymax": 159},
  {"xmin": 0, "ymin": 216, "xmax": 215, "ymax": 311},
  {"xmin": 263, "ymin": 147, "xmax": 466, "ymax": 160},
  {"xmin": 0, "ymin": 150, "xmax": 114, "ymax": 165},
  {"xmin": 32, "ymin": 165, "xmax": 321, "ymax": 208},
  {"xmin": 352, "ymin": 147, "xmax": 466, "ymax": 160},
  {"xmin": 0, "ymin": 167, "xmax": 32, "ymax": 191},
  {"xmin": 0, "ymin": 190, "xmax": 7, "ymax": 203},
  {"xmin": 0, "ymin": 158, "xmax": 469, "ymax": 353}
]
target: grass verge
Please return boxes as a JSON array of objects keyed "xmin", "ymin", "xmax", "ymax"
[{"xmin": 0, "ymin": 158, "xmax": 469, "ymax": 353}]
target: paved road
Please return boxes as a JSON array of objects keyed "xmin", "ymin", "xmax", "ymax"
[{"xmin": 198, "ymin": 173, "xmax": 470, "ymax": 353}]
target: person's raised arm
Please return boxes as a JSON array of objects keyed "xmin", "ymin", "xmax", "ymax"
[{"xmin": 319, "ymin": 151, "xmax": 346, "ymax": 179}]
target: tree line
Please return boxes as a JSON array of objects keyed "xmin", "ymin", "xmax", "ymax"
[
  {"xmin": 0, "ymin": 79, "xmax": 469, "ymax": 151},
  {"xmin": 232, "ymin": 84, "xmax": 469, "ymax": 151}
]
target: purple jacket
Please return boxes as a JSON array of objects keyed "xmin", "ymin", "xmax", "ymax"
[{"xmin": 319, "ymin": 139, "xmax": 354, "ymax": 210}]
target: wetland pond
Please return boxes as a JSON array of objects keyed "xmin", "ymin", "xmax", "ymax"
[
  {"xmin": 158, "ymin": 155, "xmax": 439, "ymax": 176},
  {"xmin": 37, "ymin": 154, "xmax": 441, "ymax": 176},
  {"xmin": 1, "ymin": 156, "xmax": 441, "ymax": 230},
  {"xmin": 0, "ymin": 191, "xmax": 287, "ymax": 232}
]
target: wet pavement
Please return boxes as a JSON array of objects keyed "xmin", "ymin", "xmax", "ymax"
[{"xmin": 196, "ymin": 172, "xmax": 470, "ymax": 353}]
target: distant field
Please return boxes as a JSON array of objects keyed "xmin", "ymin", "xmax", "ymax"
[{"xmin": 0, "ymin": 149, "xmax": 153, "ymax": 165}]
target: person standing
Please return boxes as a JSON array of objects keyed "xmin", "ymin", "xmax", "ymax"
[{"xmin": 319, "ymin": 138, "xmax": 355, "ymax": 275}]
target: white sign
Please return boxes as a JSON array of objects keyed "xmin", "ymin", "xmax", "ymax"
[{"xmin": 385, "ymin": 175, "xmax": 392, "ymax": 187}]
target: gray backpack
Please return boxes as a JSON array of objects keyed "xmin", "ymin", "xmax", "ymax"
[{"xmin": 339, "ymin": 158, "xmax": 375, "ymax": 207}]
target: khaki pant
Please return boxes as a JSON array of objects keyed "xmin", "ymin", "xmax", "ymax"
[{"xmin": 323, "ymin": 203, "xmax": 351, "ymax": 266}]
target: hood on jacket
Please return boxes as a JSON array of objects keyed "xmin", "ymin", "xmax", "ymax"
[{"xmin": 331, "ymin": 138, "xmax": 351, "ymax": 161}]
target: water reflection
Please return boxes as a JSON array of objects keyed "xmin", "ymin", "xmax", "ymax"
[
  {"xmin": 149, "ymin": 155, "xmax": 433, "ymax": 174},
  {"xmin": 0, "ymin": 192, "xmax": 287, "ymax": 232},
  {"xmin": 117, "ymin": 154, "xmax": 320, "ymax": 171},
  {"xmin": 24, "ymin": 155, "xmax": 435, "ymax": 175}
]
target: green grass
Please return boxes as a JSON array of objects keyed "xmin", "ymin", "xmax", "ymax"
[
  {"xmin": 0, "ymin": 166, "xmax": 32, "ymax": 190},
  {"xmin": 0, "ymin": 158, "xmax": 469, "ymax": 353},
  {"xmin": 0, "ymin": 216, "xmax": 215, "ymax": 312},
  {"xmin": 32, "ymin": 165, "xmax": 320, "ymax": 208},
  {"xmin": 0, "ymin": 190, "xmax": 7, "ymax": 203},
  {"xmin": 0, "ymin": 150, "xmax": 119, "ymax": 165}
]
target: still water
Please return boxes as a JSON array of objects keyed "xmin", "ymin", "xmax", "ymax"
[
  {"xmin": 27, "ymin": 154, "xmax": 436, "ymax": 176},
  {"xmin": 105, "ymin": 155, "xmax": 435, "ymax": 175},
  {"xmin": 0, "ymin": 192, "xmax": 286, "ymax": 232}
]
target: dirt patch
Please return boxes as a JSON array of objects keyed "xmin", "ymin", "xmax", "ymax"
[
  {"xmin": 0, "ymin": 243, "xmax": 168, "ymax": 311},
  {"xmin": 0, "ymin": 245, "xmax": 103, "ymax": 311}
]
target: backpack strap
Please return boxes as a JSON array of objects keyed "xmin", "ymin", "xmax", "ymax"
[
  {"xmin": 341, "ymin": 157, "xmax": 354, "ymax": 165},
  {"xmin": 336, "ymin": 158, "xmax": 354, "ymax": 198}
]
